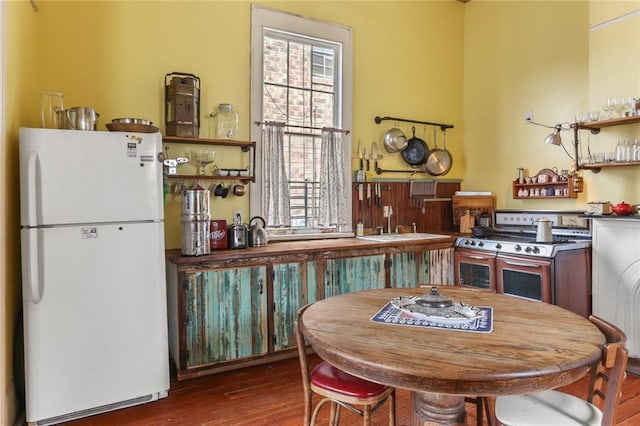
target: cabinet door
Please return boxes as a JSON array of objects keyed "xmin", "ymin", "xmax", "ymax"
[
  {"xmin": 325, "ymin": 254, "xmax": 386, "ymax": 296},
  {"xmin": 272, "ymin": 261, "xmax": 318, "ymax": 351},
  {"xmin": 391, "ymin": 248, "xmax": 454, "ymax": 287},
  {"xmin": 184, "ymin": 266, "xmax": 268, "ymax": 368}
]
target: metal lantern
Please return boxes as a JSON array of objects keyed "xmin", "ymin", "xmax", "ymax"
[{"xmin": 164, "ymin": 72, "xmax": 200, "ymax": 137}]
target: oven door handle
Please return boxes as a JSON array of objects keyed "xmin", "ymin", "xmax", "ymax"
[
  {"xmin": 502, "ymin": 260, "xmax": 542, "ymax": 268},
  {"xmin": 464, "ymin": 255, "xmax": 492, "ymax": 260}
]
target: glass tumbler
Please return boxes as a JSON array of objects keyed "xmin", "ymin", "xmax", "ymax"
[{"xmin": 40, "ymin": 90, "xmax": 65, "ymax": 128}]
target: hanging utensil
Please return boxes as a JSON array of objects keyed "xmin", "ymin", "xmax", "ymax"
[
  {"xmin": 424, "ymin": 128, "xmax": 453, "ymax": 176},
  {"xmin": 383, "ymin": 126, "xmax": 408, "ymax": 153},
  {"xmin": 371, "ymin": 142, "xmax": 379, "ymax": 171},
  {"xmin": 401, "ymin": 126, "xmax": 429, "ymax": 167}
]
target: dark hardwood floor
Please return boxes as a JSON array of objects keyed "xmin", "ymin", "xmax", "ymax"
[{"xmin": 61, "ymin": 355, "xmax": 640, "ymax": 425}]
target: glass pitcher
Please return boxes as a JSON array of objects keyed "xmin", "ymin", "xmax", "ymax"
[
  {"xmin": 210, "ymin": 103, "xmax": 238, "ymax": 139},
  {"xmin": 40, "ymin": 90, "xmax": 65, "ymax": 129}
]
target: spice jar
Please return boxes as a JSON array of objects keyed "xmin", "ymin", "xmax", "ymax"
[{"xmin": 210, "ymin": 103, "xmax": 238, "ymax": 139}]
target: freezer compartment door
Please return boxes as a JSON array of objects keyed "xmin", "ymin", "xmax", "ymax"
[
  {"xmin": 19, "ymin": 127, "xmax": 163, "ymax": 227},
  {"xmin": 22, "ymin": 222, "xmax": 169, "ymax": 422}
]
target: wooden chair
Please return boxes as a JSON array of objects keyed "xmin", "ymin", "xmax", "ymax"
[
  {"xmin": 492, "ymin": 315, "xmax": 628, "ymax": 426},
  {"xmin": 295, "ymin": 304, "xmax": 396, "ymax": 426}
]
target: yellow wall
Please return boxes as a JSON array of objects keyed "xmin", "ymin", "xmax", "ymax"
[
  {"xmin": 587, "ymin": 1, "xmax": 640, "ymax": 203},
  {"xmin": 463, "ymin": 0, "xmax": 590, "ymax": 206},
  {"xmin": 463, "ymin": 1, "xmax": 640, "ymax": 206},
  {"xmin": 3, "ymin": 1, "xmax": 640, "ymax": 424}
]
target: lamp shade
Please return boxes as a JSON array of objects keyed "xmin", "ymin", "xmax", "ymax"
[{"xmin": 544, "ymin": 128, "xmax": 562, "ymax": 146}]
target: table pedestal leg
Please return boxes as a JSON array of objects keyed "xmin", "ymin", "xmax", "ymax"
[{"xmin": 411, "ymin": 391, "xmax": 466, "ymax": 426}]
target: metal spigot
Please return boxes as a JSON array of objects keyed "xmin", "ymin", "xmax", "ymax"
[{"xmin": 412, "ymin": 222, "xmax": 417, "ymax": 233}]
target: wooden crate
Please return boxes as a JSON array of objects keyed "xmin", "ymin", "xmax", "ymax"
[{"xmin": 452, "ymin": 195, "xmax": 494, "ymax": 226}]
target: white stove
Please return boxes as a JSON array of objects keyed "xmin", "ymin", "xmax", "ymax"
[{"xmin": 455, "ymin": 210, "xmax": 591, "ymax": 258}]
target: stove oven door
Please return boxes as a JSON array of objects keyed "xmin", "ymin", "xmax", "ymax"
[
  {"xmin": 496, "ymin": 254, "xmax": 552, "ymax": 303},
  {"xmin": 454, "ymin": 248, "xmax": 497, "ymax": 291}
]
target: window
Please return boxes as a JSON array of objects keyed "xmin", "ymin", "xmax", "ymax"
[{"xmin": 250, "ymin": 5, "xmax": 353, "ymax": 240}]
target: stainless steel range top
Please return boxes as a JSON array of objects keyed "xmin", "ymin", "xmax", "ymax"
[{"xmin": 455, "ymin": 210, "xmax": 592, "ymax": 258}]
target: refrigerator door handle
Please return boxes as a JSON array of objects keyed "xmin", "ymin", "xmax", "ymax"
[
  {"xmin": 25, "ymin": 150, "xmax": 39, "ymax": 225},
  {"xmin": 23, "ymin": 230, "xmax": 44, "ymax": 304}
]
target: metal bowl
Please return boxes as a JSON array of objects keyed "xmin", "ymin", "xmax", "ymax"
[
  {"xmin": 111, "ymin": 118, "xmax": 153, "ymax": 126},
  {"xmin": 383, "ymin": 127, "xmax": 408, "ymax": 153}
]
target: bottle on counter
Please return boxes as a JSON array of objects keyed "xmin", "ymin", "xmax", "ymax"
[{"xmin": 356, "ymin": 219, "xmax": 364, "ymax": 236}]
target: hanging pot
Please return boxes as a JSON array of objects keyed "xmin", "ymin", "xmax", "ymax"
[
  {"xmin": 401, "ymin": 126, "xmax": 429, "ymax": 167},
  {"xmin": 424, "ymin": 128, "xmax": 453, "ymax": 176},
  {"xmin": 383, "ymin": 127, "xmax": 408, "ymax": 153}
]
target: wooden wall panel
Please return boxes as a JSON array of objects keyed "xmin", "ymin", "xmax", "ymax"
[{"xmin": 352, "ymin": 181, "xmax": 460, "ymax": 233}]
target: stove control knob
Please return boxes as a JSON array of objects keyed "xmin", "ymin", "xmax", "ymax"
[
  {"xmin": 533, "ymin": 246, "xmax": 540, "ymax": 254},
  {"xmin": 515, "ymin": 245, "xmax": 522, "ymax": 252},
  {"xmin": 469, "ymin": 240, "xmax": 476, "ymax": 246},
  {"xmin": 463, "ymin": 239, "xmax": 470, "ymax": 245},
  {"xmin": 478, "ymin": 241, "xmax": 484, "ymax": 247},
  {"xmin": 496, "ymin": 243, "xmax": 502, "ymax": 249},
  {"xmin": 525, "ymin": 246, "xmax": 533, "ymax": 253}
]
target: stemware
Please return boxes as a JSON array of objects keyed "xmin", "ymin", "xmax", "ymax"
[
  {"xmin": 190, "ymin": 150, "xmax": 216, "ymax": 175},
  {"xmin": 607, "ymin": 97, "xmax": 618, "ymax": 119}
]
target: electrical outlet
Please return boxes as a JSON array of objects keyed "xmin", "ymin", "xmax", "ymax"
[{"xmin": 525, "ymin": 111, "xmax": 534, "ymax": 121}]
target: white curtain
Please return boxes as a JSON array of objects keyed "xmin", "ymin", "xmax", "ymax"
[
  {"xmin": 319, "ymin": 128, "xmax": 348, "ymax": 227},
  {"xmin": 261, "ymin": 122, "xmax": 291, "ymax": 227}
]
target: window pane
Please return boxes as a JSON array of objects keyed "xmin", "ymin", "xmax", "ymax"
[
  {"xmin": 264, "ymin": 37, "xmax": 288, "ymax": 85},
  {"xmin": 263, "ymin": 84, "xmax": 288, "ymax": 122},
  {"xmin": 311, "ymin": 91, "xmax": 335, "ymax": 128}
]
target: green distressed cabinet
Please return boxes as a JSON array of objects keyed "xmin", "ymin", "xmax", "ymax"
[
  {"xmin": 166, "ymin": 263, "xmax": 268, "ymax": 378},
  {"xmin": 166, "ymin": 237, "xmax": 455, "ymax": 380},
  {"xmin": 272, "ymin": 261, "xmax": 319, "ymax": 351},
  {"xmin": 390, "ymin": 248, "xmax": 455, "ymax": 288},
  {"xmin": 325, "ymin": 254, "xmax": 386, "ymax": 296}
]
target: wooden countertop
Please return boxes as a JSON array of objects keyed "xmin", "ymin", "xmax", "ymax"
[{"xmin": 166, "ymin": 233, "xmax": 456, "ymax": 265}]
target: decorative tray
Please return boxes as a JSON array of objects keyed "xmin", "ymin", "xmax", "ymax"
[
  {"xmin": 106, "ymin": 122, "xmax": 160, "ymax": 133},
  {"xmin": 390, "ymin": 295, "xmax": 483, "ymax": 326}
]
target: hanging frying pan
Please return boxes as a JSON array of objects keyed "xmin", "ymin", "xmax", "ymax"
[
  {"xmin": 401, "ymin": 126, "xmax": 429, "ymax": 167},
  {"xmin": 424, "ymin": 128, "xmax": 452, "ymax": 176}
]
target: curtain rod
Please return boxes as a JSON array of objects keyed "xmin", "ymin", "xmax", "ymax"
[{"xmin": 254, "ymin": 121, "xmax": 350, "ymax": 135}]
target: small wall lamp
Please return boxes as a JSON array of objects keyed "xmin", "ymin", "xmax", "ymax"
[{"xmin": 525, "ymin": 118, "xmax": 571, "ymax": 146}]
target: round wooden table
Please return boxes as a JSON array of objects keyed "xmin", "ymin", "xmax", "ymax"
[{"xmin": 299, "ymin": 286, "xmax": 605, "ymax": 426}]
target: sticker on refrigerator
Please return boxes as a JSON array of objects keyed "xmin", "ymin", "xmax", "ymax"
[
  {"xmin": 127, "ymin": 142, "xmax": 137, "ymax": 158},
  {"xmin": 81, "ymin": 227, "xmax": 98, "ymax": 239}
]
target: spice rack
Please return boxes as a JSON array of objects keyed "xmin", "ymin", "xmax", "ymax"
[
  {"xmin": 512, "ymin": 168, "xmax": 578, "ymax": 199},
  {"xmin": 162, "ymin": 136, "xmax": 255, "ymax": 183}
]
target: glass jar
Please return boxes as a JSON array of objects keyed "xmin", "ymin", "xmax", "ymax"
[{"xmin": 210, "ymin": 103, "xmax": 238, "ymax": 139}]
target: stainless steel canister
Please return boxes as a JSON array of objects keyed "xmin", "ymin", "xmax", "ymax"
[
  {"xmin": 181, "ymin": 220, "xmax": 211, "ymax": 256},
  {"xmin": 181, "ymin": 189, "xmax": 211, "ymax": 256},
  {"xmin": 181, "ymin": 189, "xmax": 210, "ymax": 217}
]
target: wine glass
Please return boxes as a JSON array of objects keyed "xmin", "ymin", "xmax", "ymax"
[
  {"xmin": 189, "ymin": 150, "xmax": 216, "ymax": 175},
  {"xmin": 606, "ymin": 97, "xmax": 618, "ymax": 119}
]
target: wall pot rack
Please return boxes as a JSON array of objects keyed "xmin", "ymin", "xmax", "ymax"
[
  {"xmin": 374, "ymin": 115, "xmax": 454, "ymax": 131},
  {"xmin": 374, "ymin": 115, "xmax": 455, "ymax": 174}
]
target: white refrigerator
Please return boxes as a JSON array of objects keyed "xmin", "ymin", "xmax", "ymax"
[{"xmin": 19, "ymin": 128, "xmax": 170, "ymax": 425}]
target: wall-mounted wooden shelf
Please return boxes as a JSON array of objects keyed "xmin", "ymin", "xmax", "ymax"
[
  {"xmin": 512, "ymin": 168, "xmax": 578, "ymax": 199},
  {"xmin": 162, "ymin": 136, "xmax": 256, "ymax": 182}
]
